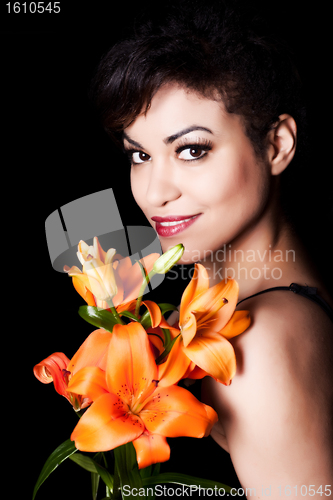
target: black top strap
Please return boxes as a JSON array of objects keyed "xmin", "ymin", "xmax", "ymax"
[{"xmin": 237, "ymin": 283, "xmax": 333, "ymax": 323}]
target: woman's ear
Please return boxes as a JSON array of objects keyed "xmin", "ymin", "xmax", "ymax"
[{"xmin": 267, "ymin": 114, "xmax": 297, "ymax": 175}]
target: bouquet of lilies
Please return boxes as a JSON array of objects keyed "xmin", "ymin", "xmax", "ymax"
[{"xmin": 33, "ymin": 237, "xmax": 250, "ymax": 500}]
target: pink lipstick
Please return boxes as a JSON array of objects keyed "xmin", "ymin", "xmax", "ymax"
[{"xmin": 151, "ymin": 214, "xmax": 201, "ymax": 237}]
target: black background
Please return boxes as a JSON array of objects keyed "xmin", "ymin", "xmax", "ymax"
[{"xmin": 2, "ymin": 1, "xmax": 332, "ymax": 498}]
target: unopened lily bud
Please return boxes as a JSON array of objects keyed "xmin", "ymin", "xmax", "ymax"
[{"xmin": 153, "ymin": 244, "xmax": 184, "ymax": 274}]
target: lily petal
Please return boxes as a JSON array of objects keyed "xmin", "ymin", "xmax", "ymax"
[
  {"xmin": 115, "ymin": 298, "xmax": 136, "ymax": 314},
  {"xmin": 33, "ymin": 352, "xmax": 70, "ymax": 397},
  {"xmin": 114, "ymin": 253, "xmax": 160, "ymax": 306},
  {"xmin": 118, "ymin": 299, "xmax": 162, "ymax": 327},
  {"xmin": 106, "ymin": 323, "xmax": 158, "ymax": 408},
  {"xmin": 69, "ymin": 269, "xmax": 104, "ymax": 298},
  {"xmin": 63, "ymin": 264, "xmax": 83, "ymax": 275},
  {"xmin": 179, "ymin": 264, "xmax": 209, "ymax": 325},
  {"xmin": 156, "ymin": 318, "xmax": 180, "ymax": 335},
  {"xmin": 187, "ymin": 278, "xmax": 238, "ymax": 331},
  {"xmin": 112, "ymin": 257, "xmax": 136, "ymax": 307},
  {"xmin": 209, "ymin": 279, "xmax": 239, "ymax": 331},
  {"xmin": 147, "ymin": 327, "xmax": 165, "ymax": 356},
  {"xmin": 157, "ymin": 336, "xmax": 192, "ymax": 387},
  {"xmin": 71, "ymin": 393, "xmax": 144, "ymax": 452},
  {"xmin": 83, "ymin": 259, "xmax": 117, "ymax": 300},
  {"xmin": 133, "ymin": 432, "xmax": 170, "ymax": 469},
  {"xmin": 64, "ymin": 263, "xmax": 98, "ymax": 305},
  {"xmin": 181, "ymin": 311, "xmax": 198, "ymax": 348},
  {"xmin": 139, "ymin": 253, "xmax": 161, "ymax": 275},
  {"xmin": 140, "ymin": 385, "xmax": 218, "ymax": 438},
  {"xmin": 78, "ymin": 239, "xmax": 90, "ymax": 258},
  {"xmin": 67, "ymin": 329, "xmax": 112, "ymax": 375},
  {"xmin": 185, "ymin": 364, "xmax": 209, "ymax": 380},
  {"xmin": 142, "ymin": 300, "xmax": 162, "ymax": 328},
  {"xmin": 203, "ymin": 404, "xmax": 219, "ymax": 436},
  {"xmin": 72, "ymin": 275, "xmax": 96, "ymax": 306},
  {"xmin": 221, "ymin": 310, "xmax": 251, "ymax": 339},
  {"xmin": 93, "ymin": 236, "xmax": 107, "ymax": 262},
  {"xmin": 183, "ymin": 330, "xmax": 236, "ymax": 385},
  {"xmin": 68, "ymin": 366, "xmax": 108, "ymax": 401},
  {"xmin": 188, "ymin": 281, "xmax": 228, "ymax": 316}
]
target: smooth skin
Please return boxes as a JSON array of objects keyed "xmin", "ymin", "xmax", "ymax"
[{"xmin": 124, "ymin": 83, "xmax": 333, "ymax": 498}]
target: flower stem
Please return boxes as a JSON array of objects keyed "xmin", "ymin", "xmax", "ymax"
[
  {"xmin": 134, "ymin": 270, "xmax": 156, "ymax": 318},
  {"xmin": 106, "ymin": 299, "xmax": 125, "ymax": 325}
]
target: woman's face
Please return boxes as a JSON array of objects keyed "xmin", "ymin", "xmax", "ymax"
[{"xmin": 124, "ymin": 84, "xmax": 271, "ymax": 264}]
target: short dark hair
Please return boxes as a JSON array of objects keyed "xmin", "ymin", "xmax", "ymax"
[
  {"xmin": 89, "ymin": 0, "xmax": 333, "ymax": 292},
  {"xmin": 90, "ymin": 0, "xmax": 307, "ymax": 163}
]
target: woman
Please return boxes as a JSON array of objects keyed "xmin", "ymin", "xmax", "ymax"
[{"xmin": 90, "ymin": 0, "xmax": 333, "ymax": 496}]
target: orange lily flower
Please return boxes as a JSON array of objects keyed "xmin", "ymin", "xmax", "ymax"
[
  {"xmin": 112, "ymin": 254, "xmax": 160, "ymax": 309},
  {"xmin": 64, "ymin": 237, "xmax": 160, "ymax": 310},
  {"xmin": 144, "ymin": 320, "xmax": 189, "ymax": 387},
  {"xmin": 68, "ymin": 322, "xmax": 217, "ymax": 468},
  {"xmin": 160, "ymin": 264, "xmax": 251, "ymax": 386},
  {"xmin": 33, "ymin": 328, "xmax": 112, "ymax": 411}
]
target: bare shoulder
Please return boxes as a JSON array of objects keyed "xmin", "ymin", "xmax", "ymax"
[
  {"xmin": 203, "ymin": 291, "xmax": 333, "ymax": 496},
  {"xmin": 233, "ymin": 289, "xmax": 333, "ymax": 384}
]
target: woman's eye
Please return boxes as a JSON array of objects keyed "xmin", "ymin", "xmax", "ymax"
[
  {"xmin": 132, "ymin": 151, "xmax": 151, "ymax": 164},
  {"xmin": 178, "ymin": 146, "xmax": 207, "ymax": 161}
]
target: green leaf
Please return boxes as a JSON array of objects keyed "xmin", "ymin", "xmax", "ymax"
[
  {"xmin": 91, "ymin": 453, "xmax": 106, "ymax": 500},
  {"xmin": 140, "ymin": 308, "xmax": 152, "ymax": 329},
  {"xmin": 158, "ymin": 303, "xmax": 178, "ymax": 316},
  {"xmin": 161, "ymin": 328, "xmax": 171, "ymax": 347},
  {"xmin": 151, "ymin": 463, "xmax": 161, "ymax": 477},
  {"xmin": 78, "ymin": 305, "xmax": 118, "ymax": 332},
  {"xmin": 91, "ymin": 471, "xmax": 100, "ymax": 500},
  {"xmin": 95, "ymin": 463, "xmax": 114, "ymax": 492},
  {"xmin": 142, "ymin": 472, "xmax": 235, "ymax": 494},
  {"xmin": 32, "ymin": 439, "xmax": 77, "ymax": 499},
  {"xmin": 140, "ymin": 463, "xmax": 161, "ymax": 479},
  {"xmin": 114, "ymin": 443, "xmax": 143, "ymax": 499},
  {"xmin": 139, "ymin": 465, "xmax": 153, "ymax": 480},
  {"xmin": 69, "ymin": 453, "xmax": 114, "ymax": 492},
  {"xmin": 69, "ymin": 452, "xmax": 98, "ymax": 473},
  {"xmin": 120, "ymin": 310, "xmax": 139, "ymax": 322},
  {"xmin": 155, "ymin": 333, "xmax": 180, "ymax": 365}
]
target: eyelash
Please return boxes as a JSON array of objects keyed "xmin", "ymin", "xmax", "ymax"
[
  {"xmin": 176, "ymin": 138, "xmax": 213, "ymax": 162},
  {"xmin": 124, "ymin": 138, "xmax": 213, "ymax": 165}
]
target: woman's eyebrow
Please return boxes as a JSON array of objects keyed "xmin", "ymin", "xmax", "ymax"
[
  {"xmin": 123, "ymin": 125, "xmax": 213, "ymax": 149},
  {"xmin": 122, "ymin": 132, "xmax": 144, "ymax": 149},
  {"xmin": 164, "ymin": 126, "xmax": 213, "ymax": 144}
]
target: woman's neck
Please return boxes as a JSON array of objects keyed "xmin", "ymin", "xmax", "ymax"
[{"xmin": 199, "ymin": 211, "xmax": 312, "ymax": 302}]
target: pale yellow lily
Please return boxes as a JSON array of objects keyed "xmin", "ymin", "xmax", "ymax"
[
  {"xmin": 64, "ymin": 237, "xmax": 117, "ymax": 305},
  {"xmin": 64, "ymin": 237, "xmax": 160, "ymax": 310}
]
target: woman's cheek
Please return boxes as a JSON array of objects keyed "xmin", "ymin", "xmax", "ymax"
[{"xmin": 130, "ymin": 168, "xmax": 147, "ymax": 213}]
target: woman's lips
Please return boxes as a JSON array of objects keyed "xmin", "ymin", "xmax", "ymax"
[{"xmin": 151, "ymin": 214, "xmax": 201, "ymax": 237}]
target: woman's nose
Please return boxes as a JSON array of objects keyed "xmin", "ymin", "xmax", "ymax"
[{"xmin": 145, "ymin": 161, "xmax": 181, "ymax": 207}]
